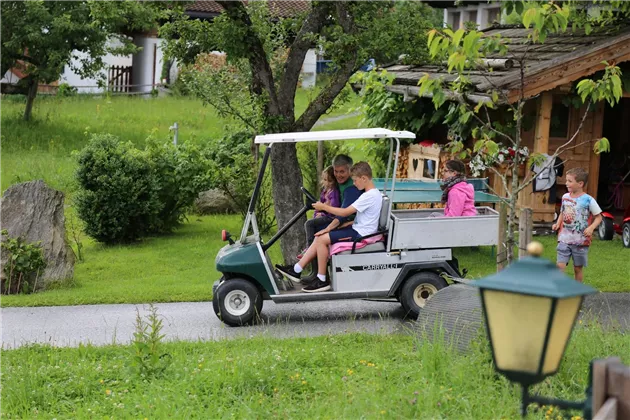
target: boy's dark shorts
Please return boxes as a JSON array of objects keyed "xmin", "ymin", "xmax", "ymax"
[
  {"xmin": 329, "ymin": 227, "xmax": 361, "ymax": 244},
  {"xmin": 557, "ymin": 242, "xmax": 589, "ymax": 267}
]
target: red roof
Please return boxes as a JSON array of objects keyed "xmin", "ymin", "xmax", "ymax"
[{"xmin": 186, "ymin": 1, "xmax": 311, "ymax": 17}]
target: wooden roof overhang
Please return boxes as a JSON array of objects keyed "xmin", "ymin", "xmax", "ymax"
[{"xmin": 382, "ymin": 25, "xmax": 630, "ymax": 105}]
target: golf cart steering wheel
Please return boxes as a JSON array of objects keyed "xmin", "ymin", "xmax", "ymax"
[{"xmin": 301, "ymin": 187, "xmax": 318, "ymax": 204}]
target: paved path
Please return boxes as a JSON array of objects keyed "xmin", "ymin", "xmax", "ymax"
[
  {"xmin": 1, "ymin": 299, "xmax": 409, "ymax": 349},
  {"xmin": 2, "ymin": 293, "xmax": 627, "ymax": 349}
]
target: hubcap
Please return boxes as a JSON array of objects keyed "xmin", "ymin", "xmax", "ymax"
[
  {"xmin": 599, "ymin": 222, "xmax": 606, "ymax": 237},
  {"xmin": 413, "ymin": 283, "xmax": 438, "ymax": 308},
  {"xmin": 224, "ymin": 290, "xmax": 250, "ymax": 316},
  {"xmin": 623, "ymin": 225, "xmax": 630, "ymax": 246}
]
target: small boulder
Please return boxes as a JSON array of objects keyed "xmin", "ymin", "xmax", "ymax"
[
  {"xmin": 194, "ymin": 189, "xmax": 236, "ymax": 215},
  {"xmin": 1, "ymin": 180, "xmax": 75, "ymax": 291}
]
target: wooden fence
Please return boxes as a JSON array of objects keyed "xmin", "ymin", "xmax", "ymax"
[
  {"xmin": 108, "ymin": 65, "xmax": 132, "ymax": 93},
  {"xmin": 592, "ymin": 357, "xmax": 630, "ymax": 420}
]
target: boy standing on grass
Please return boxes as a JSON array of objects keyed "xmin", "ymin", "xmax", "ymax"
[{"xmin": 552, "ymin": 168, "xmax": 602, "ymax": 282}]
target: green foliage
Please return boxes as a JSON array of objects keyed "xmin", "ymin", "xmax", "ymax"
[
  {"xmin": 131, "ymin": 304, "xmax": 172, "ymax": 380},
  {"xmin": 75, "ymin": 134, "xmax": 162, "ymax": 244},
  {"xmin": 1, "ymin": 1, "xmax": 179, "ymax": 119},
  {"xmin": 144, "ymin": 138, "xmax": 212, "ymax": 232},
  {"xmin": 1, "ymin": 230, "xmax": 47, "ymax": 295},
  {"xmin": 56, "ymin": 83, "xmax": 78, "ymax": 98},
  {"xmin": 75, "ymin": 133, "xmax": 212, "ymax": 244},
  {"xmin": 352, "ymin": 70, "xmax": 448, "ymax": 174},
  {"xmin": 206, "ymin": 132, "xmax": 275, "ymax": 233}
]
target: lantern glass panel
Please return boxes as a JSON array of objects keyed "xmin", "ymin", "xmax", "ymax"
[
  {"xmin": 484, "ymin": 290, "xmax": 552, "ymax": 374},
  {"xmin": 542, "ymin": 296, "xmax": 581, "ymax": 374}
]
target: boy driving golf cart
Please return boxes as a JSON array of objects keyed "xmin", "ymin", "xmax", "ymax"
[{"xmin": 277, "ymin": 162, "xmax": 381, "ymax": 292}]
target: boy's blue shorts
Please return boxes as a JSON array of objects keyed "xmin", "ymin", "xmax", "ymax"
[
  {"xmin": 557, "ymin": 242, "xmax": 589, "ymax": 267},
  {"xmin": 329, "ymin": 227, "xmax": 361, "ymax": 244}
]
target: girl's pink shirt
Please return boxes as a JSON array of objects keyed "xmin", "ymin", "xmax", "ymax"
[{"xmin": 444, "ymin": 182, "xmax": 477, "ymax": 217}]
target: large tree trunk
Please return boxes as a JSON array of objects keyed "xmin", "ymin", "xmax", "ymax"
[
  {"xmin": 23, "ymin": 76, "xmax": 38, "ymax": 121},
  {"xmin": 270, "ymin": 143, "xmax": 306, "ymax": 264}
]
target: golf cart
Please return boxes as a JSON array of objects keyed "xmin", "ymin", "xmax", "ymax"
[{"xmin": 213, "ymin": 128, "xmax": 500, "ymax": 326}]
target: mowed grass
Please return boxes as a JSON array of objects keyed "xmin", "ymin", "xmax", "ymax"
[
  {"xmin": 2, "ymin": 215, "xmax": 627, "ymax": 307},
  {"xmin": 2, "ymin": 325, "xmax": 629, "ymax": 419},
  {"xmin": 1, "ymin": 90, "xmax": 361, "ymax": 193}
]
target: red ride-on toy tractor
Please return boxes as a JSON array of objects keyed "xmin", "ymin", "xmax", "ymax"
[{"xmin": 598, "ymin": 204, "xmax": 630, "ymax": 248}]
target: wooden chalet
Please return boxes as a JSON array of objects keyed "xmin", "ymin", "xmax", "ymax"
[{"xmin": 383, "ymin": 24, "xmax": 630, "ymax": 222}]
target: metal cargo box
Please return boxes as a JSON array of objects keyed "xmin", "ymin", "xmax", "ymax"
[{"xmin": 390, "ymin": 207, "xmax": 499, "ymax": 250}]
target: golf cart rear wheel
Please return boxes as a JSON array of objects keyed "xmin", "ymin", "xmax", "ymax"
[
  {"xmin": 599, "ymin": 217, "xmax": 614, "ymax": 241},
  {"xmin": 213, "ymin": 278, "xmax": 263, "ymax": 327},
  {"xmin": 623, "ymin": 223, "xmax": 630, "ymax": 248},
  {"xmin": 400, "ymin": 272, "xmax": 447, "ymax": 320}
]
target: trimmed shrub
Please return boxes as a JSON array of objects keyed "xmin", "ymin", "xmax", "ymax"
[
  {"xmin": 75, "ymin": 134, "xmax": 213, "ymax": 244},
  {"xmin": 75, "ymin": 134, "xmax": 162, "ymax": 243}
]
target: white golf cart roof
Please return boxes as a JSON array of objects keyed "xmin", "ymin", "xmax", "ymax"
[{"xmin": 254, "ymin": 128, "xmax": 416, "ymax": 144}]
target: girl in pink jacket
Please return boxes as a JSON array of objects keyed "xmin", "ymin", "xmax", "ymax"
[{"xmin": 441, "ymin": 159, "xmax": 477, "ymax": 217}]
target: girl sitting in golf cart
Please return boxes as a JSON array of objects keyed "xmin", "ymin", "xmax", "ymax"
[{"xmin": 441, "ymin": 159, "xmax": 477, "ymax": 217}]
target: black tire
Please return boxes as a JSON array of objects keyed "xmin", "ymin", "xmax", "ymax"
[
  {"xmin": 623, "ymin": 223, "xmax": 630, "ymax": 248},
  {"xmin": 399, "ymin": 271, "xmax": 448, "ymax": 320},
  {"xmin": 213, "ymin": 278, "xmax": 263, "ymax": 327},
  {"xmin": 598, "ymin": 217, "xmax": 614, "ymax": 241}
]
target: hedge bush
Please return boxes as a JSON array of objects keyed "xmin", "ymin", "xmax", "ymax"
[{"xmin": 75, "ymin": 134, "xmax": 212, "ymax": 244}]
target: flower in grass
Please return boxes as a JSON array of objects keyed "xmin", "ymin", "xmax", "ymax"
[
  {"xmin": 347, "ymin": 369, "xmax": 354, "ymax": 376},
  {"xmin": 99, "ymin": 379, "xmax": 104, "ymax": 384},
  {"xmin": 367, "ymin": 362, "xmax": 375, "ymax": 367},
  {"xmin": 380, "ymin": 410, "xmax": 386, "ymax": 415},
  {"xmin": 301, "ymin": 380, "xmax": 307, "ymax": 385},
  {"xmin": 105, "ymin": 389, "xmax": 112, "ymax": 396}
]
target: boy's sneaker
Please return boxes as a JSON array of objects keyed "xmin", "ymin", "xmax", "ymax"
[
  {"xmin": 275, "ymin": 264, "xmax": 302, "ymax": 284},
  {"xmin": 302, "ymin": 279, "xmax": 331, "ymax": 293}
]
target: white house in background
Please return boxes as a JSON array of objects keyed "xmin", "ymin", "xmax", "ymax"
[
  {"xmin": 56, "ymin": 0, "xmax": 315, "ymax": 94},
  {"xmin": 427, "ymin": 1, "xmax": 504, "ymax": 30}
]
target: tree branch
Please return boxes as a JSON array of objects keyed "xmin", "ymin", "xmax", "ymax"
[
  {"xmin": 487, "ymin": 165, "xmax": 513, "ymax": 200},
  {"xmin": 277, "ymin": 2, "xmax": 330, "ymax": 117},
  {"xmin": 293, "ymin": 3, "xmax": 359, "ymax": 132},
  {"xmin": 217, "ymin": 1, "xmax": 281, "ymax": 116}
]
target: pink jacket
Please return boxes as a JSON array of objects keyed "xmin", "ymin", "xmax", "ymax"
[{"xmin": 444, "ymin": 182, "xmax": 477, "ymax": 217}]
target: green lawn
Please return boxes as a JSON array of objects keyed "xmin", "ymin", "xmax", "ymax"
[
  {"xmin": 2, "ymin": 214, "xmax": 627, "ymax": 307},
  {"xmin": 1, "ymin": 90, "xmax": 361, "ymax": 193},
  {"xmin": 2, "ymin": 325, "xmax": 628, "ymax": 419}
]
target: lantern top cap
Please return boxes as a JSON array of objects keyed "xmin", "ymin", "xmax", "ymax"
[
  {"xmin": 526, "ymin": 241, "xmax": 544, "ymax": 257},
  {"xmin": 474, "ymin": 255, "xmax": 597, "ymax": 298}
]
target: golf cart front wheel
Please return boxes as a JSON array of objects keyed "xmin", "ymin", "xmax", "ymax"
[
  {"xmin": 399, "ymin": 271, "xmax": 447, "ymax": 320},
  {"xmin": 213, "ymin": 278, "xmax": 263, "ymax": 327},
  {"xmin": 598, "ymin": 217, "xmax": 614, "ymax": 241},
  {"xmin": 623, "ymin": 223, "xmax": 630, "ymax": 248}
]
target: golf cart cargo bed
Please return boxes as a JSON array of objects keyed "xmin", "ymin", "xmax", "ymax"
[{"xmin": 390, "ymin": 207, "xmax": 499, "ymax": 249}]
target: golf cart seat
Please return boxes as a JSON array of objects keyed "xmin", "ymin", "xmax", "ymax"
[{"xmin": 337, "ymin": 194, "xmax": 390, "ymax": 255}]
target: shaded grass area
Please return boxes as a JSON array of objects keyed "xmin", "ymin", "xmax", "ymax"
[{"xmin": 2, "ymin": 325, "xmax": 628, "ymax": 419}]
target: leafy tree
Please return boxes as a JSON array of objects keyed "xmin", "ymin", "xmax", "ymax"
[
  {"xmin": 0, "ymin": 1, "xmax": 179, "ymax": 121},
  {"xmin": 161, "ymin": 0, "xmax": 439, "ymax": 262},
  {"xmin": 416, "ymin": 1, "xmax": 625, "ymax": 263}
]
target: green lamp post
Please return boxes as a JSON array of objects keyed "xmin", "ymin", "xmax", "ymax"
[{"xmin": 474, "ymin": 241, "xmax": 597, "ymax": 418}]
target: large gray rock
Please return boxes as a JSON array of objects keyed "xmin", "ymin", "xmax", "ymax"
[
  {"xmin": 415, "ymin": 283, "xmax": 485, "ymax": 353},
  {"xmin": 1, "ymin": 180, "xmax": 75, "ymax": 291},
  {"xmin": 194, "ymin": 189, "xmax": 236, "ymax": 214}
]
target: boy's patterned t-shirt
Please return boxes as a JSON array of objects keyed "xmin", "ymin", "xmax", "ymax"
[{"xmin": 558, "ymin": 193, "xmax": 602, "ymax": 246}]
